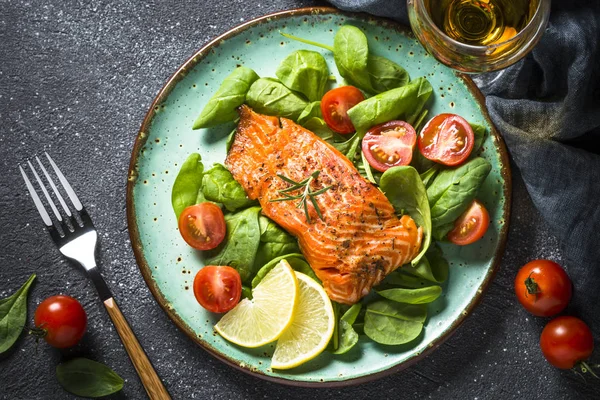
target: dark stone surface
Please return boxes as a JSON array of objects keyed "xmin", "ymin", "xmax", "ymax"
[{"xmin": 0, "ymin": 1, "xmax": 597, "ymax": 399}]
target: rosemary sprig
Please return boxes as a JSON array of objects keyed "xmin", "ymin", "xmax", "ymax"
[{"xmin": 270, "ymin": 170, "xmax": 332, "ymax": 223}]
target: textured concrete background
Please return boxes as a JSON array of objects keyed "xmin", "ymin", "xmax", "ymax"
[{"xmin": 0, "ymin": 1, "xmax": 598, "ymax": 399}]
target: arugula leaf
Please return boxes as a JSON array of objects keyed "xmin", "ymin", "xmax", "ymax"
[
  {"xmin": 332, "ymin": 303, "xmax": 362, "ymax": 354},
  {"xmin": 56, "ymin": 358, "xmax": 123, "ymax": 398},
  {"xmin": 246, "ymin": 78, "xmax": 308, "ymax": 121},
  {"xmin": 193, "ymin": 66, "xmax": 259, "ymax": 129},
  {"xmin": 364, "ymin": 301, "xmax": 427, "ymax": 345},
  {"xmin": 0, "ymin": 274, "xmax": 35, "ymax": 354},
  {"xmin": 379, "ymin": 166, "xmax": 431, "ymax": 266},
  {"xmin": 276, "ymin": 50, "xmax": 329, "ymax": 102},
  {"xmin": 171, "ymin": 153, "xmax": 204, "ymax": 219},
  {"xmin": 376, "ymin": 286, "xmax": 442, "ymax": 304},
  {"xmin": 201, "ymin": 164, "xmax": 256, "ymax": 212}
]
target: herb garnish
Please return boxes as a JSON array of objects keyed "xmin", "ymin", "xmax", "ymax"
[{"xmin": 270, "ymin": 170, "xmax": 331, "ymax": 223}]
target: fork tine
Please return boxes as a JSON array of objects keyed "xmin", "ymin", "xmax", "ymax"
[
  {"xmin": 27, "ymin": 159, "xmax": 62, "ymax": 222},
  {"xmin": 45, "ymin": 152, "xmax": 83, "ymax": 211},
  {"xmin": 19, "ymin": 165, "xmax": 53, "ymax": 227},
  {"xmin": 35, "ymin": 155, "xmax": 72, "ymax": 217}
]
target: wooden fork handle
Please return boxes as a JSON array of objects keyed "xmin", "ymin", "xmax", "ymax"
[{"xmin": 104, "ymin": 298, "xmax": 171, "ymax": 400}]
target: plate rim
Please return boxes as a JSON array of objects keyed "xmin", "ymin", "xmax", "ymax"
[{"xmin": 126, "ymin": 6, "xmax": 512, "ymax": 388}]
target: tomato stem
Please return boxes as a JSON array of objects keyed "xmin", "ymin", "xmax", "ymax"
[
  {"xmin": 579, "ymin": 361, "xmax": 600, "ymax": 380},
  {"xmin": 524, "ymin": 273, "xmax": 540, "ymax": 299}
]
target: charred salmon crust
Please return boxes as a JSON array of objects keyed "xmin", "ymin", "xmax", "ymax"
[{"xmin": 226, "ymin": 105, "xmax": 423, "ymax": 304}]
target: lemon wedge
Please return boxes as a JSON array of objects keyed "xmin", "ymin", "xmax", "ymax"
[
  {"xmin": 271, "ymin": 272, "xmax": 335, "ymax": 369},
  {"xmin": 215, "ymin": 260, "xmax": 298, "ymax": 348}
]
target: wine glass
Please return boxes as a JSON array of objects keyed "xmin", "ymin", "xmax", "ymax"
[{"xmin": 407, "ymin": 0, "xmax": 551, "ymax": 73}]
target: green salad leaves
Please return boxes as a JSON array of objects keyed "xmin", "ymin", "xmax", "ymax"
[
  {"xmin": 0, "ymin": 274, "xmax": 36, "ymax": 354},
  {"xmin": 57, "ymin": 358, "xmax": 124, "ymax": 398}
]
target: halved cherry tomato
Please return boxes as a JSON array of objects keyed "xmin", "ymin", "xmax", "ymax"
[
  {"xmin": 540, "ymin": 316, "xmax": 594, "ymax": 369},
  {"xmin": 321, "ymin": 86, "xmax": 365, "ymax": 134},
  {"xmin": 33, "ymin": 295, "xmax": 87, "ymax": 348},
  {"xmin": 362, "ymin": 121, "xmax": 417, "ymax": 172},
  {"xmin": 514, "ymin": 259, "xmax": 572, "ymax": 317},
  {"xmin": 178, "ymin": 203, "xmax": 226, "ymax": 250},
  {"xmin": 418, "ymin": 113, "xmax": 474, "ymax": 166},
  {"xmin": 447, "ymin": 199, "xmax": 490, "ymax": 245},
  {"xmin": 193, "ymin": 266, "xmax": 242, "ymax": 313}
]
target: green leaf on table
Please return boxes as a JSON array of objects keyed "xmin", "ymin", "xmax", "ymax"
[
  {"xmin": 276, "ymin": 50, "xmax": 329, "ymax": 102},
  {"xmin": 0, "ymin": 274, "xmax": 36, "ymax": 354},
  {"xmin": 171, "ymin": 153, "xmax": 204, "ymax": 219},
  {"xmin": 56, "ymin": 358, "xmax": 124, "ymax": 398},
  {"xmin": 364, "ymin": 300, "xmax": 427, "ymax": 345},
  {"xmin": 201, "ymin": 163, "xmax": 257, "ymax": 212}
]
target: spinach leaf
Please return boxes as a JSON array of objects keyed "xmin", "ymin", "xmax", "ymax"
[
  {"xmin": 364, "ymin": 300, "xmax": 427, "ymax": 345},
  {"xmin": 367, "ymin": 55, "xmax": 410, "ymax": 93},
  {"xmin": 246, "ymin": 78, "xmax": 308, "ymax": 121},
  {"xmin": 379, "ymin": 166, "xmax": 431, "ymax": 266},
  {"xmin": 339, "ymin": 133, "xmax": 362, "ymax": 163},
  {"xmin": 423, "ymin": 244, "xmax": 449, "ymax": 282},
  {"xmin": 205, "ymin": 207, "xmax": 261, "ymax": 282},
  {"xmin": 380, "ymin": 270, "xmax": 434, "ymax": 289},
  {"xmin": 332, "ymin": 303, "xmax": 362, "ymax": 354},
  {"xmin": 252, "ymin": 253, "xmax": 316, "ymax": 288},
  {"xmin": 193, "ymin": 66, "xmax": 259, "ymax": 129},
  {"xmin": 253, "ymin": 215, "xmax": 300, "ymax": 272},
  {"xmin": 432, "ymin": 222, "xmax": 456, "ymax": 241},
  {"xmin": 276, "ymin": 50, "xmax": 329, "ymax": 102},
  {"xmin": 241, "ymin": 285, "xmax": 252, "ymax": 300},
  {"xmin": 347, "ymin": 77, "xmax": 433, "ymax": 135},
  {"xmin": 201, "ymin": 164, "xmax": 256, "ymax": 212},
  {"xmin": 333, "ymin": 25, "xmax": 374, "ymax": 93},
  {"xmin": 297, "ymin": 101, "xmax": 322, "ymax": 125},
  {"xmin": 471, "ymin": 123, "xmax": 487, "ymax": 156},
  {"xmin": 56, "ymin": 358, "xmax": 124, "ymax": 398},
  {"xmin": 376, "ymin": 286, "xmax": 442, "ymax": 304},
  {"xmin": 303, "ymin": 116, "xmax": 335, "ymax": 140},
  {"xmin": 171, "ymin": 153, "xmax": 204, "ymax": 219},
  {"xmin": 427, "ymin": 157, "xmax": 491, "ymax": 230},
  {"xmin": 0, "ymin": 274, "xmax": 35, "ymax": 354},
  {"xmin": 419, "ymin": 166, "xmax": 439, "ymax": 188}
]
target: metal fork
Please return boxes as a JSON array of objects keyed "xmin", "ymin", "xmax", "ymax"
[{"xmin": 19, "ymin": 153, "xmax": 171, "ymax": 400}]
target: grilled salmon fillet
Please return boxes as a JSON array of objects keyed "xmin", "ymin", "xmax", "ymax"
[{"xmin": 226, "ymin": 105, "xmax": 423, "ymax": 304}]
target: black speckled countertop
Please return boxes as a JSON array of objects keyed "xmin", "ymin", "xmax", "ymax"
[{"xmin": 1, "ymin": 1, "xmax": 598, "ymax": 399}]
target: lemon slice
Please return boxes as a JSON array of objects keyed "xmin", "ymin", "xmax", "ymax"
[
  {"xmin": 271, "ymin": 272, "xmax": 335, "ymax": 369},
  {"xmin": 214, "ymin": 260, "xmax": 298, "ymax": 348}
]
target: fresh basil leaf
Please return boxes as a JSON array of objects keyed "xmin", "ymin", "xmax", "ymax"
[
  {"xmin": 427, "ymin": 157, "xmax": 491, "ymax": 229},
  {"xmin": 347, "ymin": 77, "xmax": 433, "ymax": 135},
  {"xmin": 379, "ymin": 166, "xmax": 431, "ymax": 266},
  {"xmin": 253, "ymin": 215, "xmax": 300, "ymax": 272},
  {"xmin": 297, "ymin": 101, "xmax": 322, "ymax": 125},
  {"xmin": 364, "ymin": 300, "xmax": 427, "ymax": 345},
  {"xmin": 201, "ymin": 163, "xmax": 256, "ymax": 212},
  {"xmin": 171, "ymin": 153, "xmax": 204, "ymax": 219},
  {"xmin": 0, "ymin": 274, "xmax": 35, "ymax": 354},
  {"xmin": 367, "ymin": 55, "xmax": 410, "ymax": 93},
  {"xmin": 332, "ymin": 303, "xmax": 362, "ymax": 354},
  {"xmin": 245, "ymin": 78, "xmax": 308, "ymax": 121},
  {"xmin": 193, "ymin": 66, "xmax": 259, "ymax": 129},
  {"xmin": 333, "ymin": 25, "xmax": 374, "ymax": 93},
  {"xmin": 56, "ymin": 358, "xmax": 124, "ymax": 398},
  {"xmin": 376, "ymin": 286, "xmax": 442, "ymax": 304},
  {"xmin": 276, "ymin": 50, "xmax": 329, "ymax": 102},
  {"xmin": 470, "ymin": 123, "xmax": 487, "ymax": 156},
  {"xmin": 252, "ymin": 253, "xmax": 315, "ymax": 288},
  {"xmin": 205, "ymin": 207, "xmax": 261, "ymax": 282}
]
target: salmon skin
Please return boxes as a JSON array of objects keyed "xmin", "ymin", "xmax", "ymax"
[{"xmin": 226, "ymin": 105, "xmax": 423, "ymax": 304}]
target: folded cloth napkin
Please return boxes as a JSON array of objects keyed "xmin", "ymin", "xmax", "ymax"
[{"xmin": 329, "ymin": 0, "xmax": 600, "ymax": 327}]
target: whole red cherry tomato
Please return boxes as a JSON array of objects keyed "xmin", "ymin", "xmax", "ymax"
[
  {"xmin": 540, "ymin": 316, "xmax": 594, "ymax": 369},
  {"xmin": 33, "ymin": 295, "xmax": 87, "ymax": 348}
]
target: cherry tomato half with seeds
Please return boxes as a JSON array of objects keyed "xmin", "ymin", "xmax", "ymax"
[
  {"xmin": 514, "ymin": 259, "xmax": 572, "ymax": 317},
  {"xmin": 33, "ymin": 295, "xmax": 87, "ymax": 348},
  {"xmin": 447, "ymin": 200, "xmax": 490, "ymax": 245},
  {"xmin": 540, "ymin": 316, "xmax": 594, "ymax": 369},
  {"xmin": 362, "ymin": 120, "xmax": 417, "ymax": 172},
  {"xmin": 418, "ymin": 113, "xmax": 474, "ymax": 166},
  {"xmin": 178, "ymin": 203, "xmax": 226, "ymax": 250},
  {"xmin": 321, "ymin": 86, "xmax": 365, "ymax": 134},
  {"xmin": 193, "ymin": 266, "xmax": 242, "ymax": 313}
]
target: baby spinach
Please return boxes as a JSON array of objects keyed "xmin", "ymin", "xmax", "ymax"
[
  {"xmin": 297, "ymin": 101, "xmax": 322, "ymax": 125},
  {"xmin": 205, "ymin": 207, "xmax": 261, "ymax": 282},
  {"xmin": 427, "ymin": 157, "xmax": 491, "ymax": 234},
  {"xmin": 364, "ymin": 300, "xmax": 427, "ymax": 345},
  {"xmin": 379, "ymin": 166, "xmax": 431, "ymax": 266},
  {"xmin": 193, "ymin": 66, "xmax": 259, "ymax": 129},
  {"xmin": 471, "ymin": 123, "xmax": 487, "ymax": 156},
  {"xmin": 253, "ymin": 215, "xmax": 300, "ymax": 272},
  {"xmin": 171, "ymin": 153, "xmax": 204, "ymax": 219},
  {"xmin": 56, "ymin": 358, "xmax": 124, "ymax": 398},
  {"xmin": 380, "ymin": 270, "xmax": 434, "ymax": 289},
  {"xmin": 246, "ymin": 78, "xmax": 308, "ymax": 121},
  {"xmin": 276, "ymin": 50, "xmax": 329, "ymax": 102},
  {"xmin": 201, "ymin": 164, "xmax": 256, "ymax": 212},
  {"xmin": 347, "ymin": 77, "xmax": 433, "ymax": 135},
  {"xmin": 0, "ymin": 274, "xmax": 35, "ymax": 354},
  {"xmin": 376, "ymin": 286, "xmax": 442, "ymax": 304},
  {"xmin": 367, "ymin": 55, "xmax": 410, "ymax": 93},
  {"xmin": 332, "ymin": 303, "xmax": 362, "ymax": 354},
  {"xmin": 333, "ymin": 25, "xmax": 374, "ymax": 93},
  {"xmin": 251, "ymin": 253, "xmax": 316, "ymax": 288},
  {"xmin": 419, "ymin": 166, "xmax": 439, "ymax": 188},
  {"xmin": 402, "ymin": 248, "xmax": 449, "ymax": 284}
]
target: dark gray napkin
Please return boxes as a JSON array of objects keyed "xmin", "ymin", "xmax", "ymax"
[{"xmin": 329, "ymin": 0, "xmax": 600, "ymax": 326}]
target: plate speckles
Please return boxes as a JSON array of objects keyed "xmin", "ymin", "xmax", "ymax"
[{"xmin": 126, "ymin": 7, "xmax": 511, "ymax": 387}]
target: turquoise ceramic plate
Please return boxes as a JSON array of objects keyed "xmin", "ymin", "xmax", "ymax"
[{"xmin": 127, "ymin": 7, "xmax": 511, "ymax": 387}]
